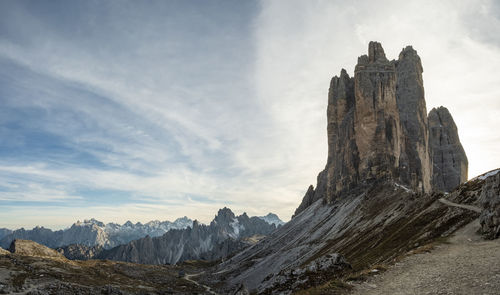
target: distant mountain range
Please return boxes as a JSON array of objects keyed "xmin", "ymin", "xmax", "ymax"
[
  {"xmin": 0, "ymin": 216, "xmax": 193, "ymax": 250},
  {"xmin": 0, "ymin": 212, "xmax": 284, "ymax": 253},
  {"xmin": 99, "ymin": 207, "xmax": 279, "ymax": 264}
]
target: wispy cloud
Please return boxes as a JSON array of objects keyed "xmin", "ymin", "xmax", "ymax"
[{"xmin": 0, "ymin": 0, "xmax": 499, "ymax": 229}]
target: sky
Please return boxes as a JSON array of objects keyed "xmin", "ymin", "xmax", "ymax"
[{"xmin": 0, "ymin": 0, "xmax": 499, "ymax": 229}]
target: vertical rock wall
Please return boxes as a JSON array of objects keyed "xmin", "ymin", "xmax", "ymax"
[
  {"xmin": 350, "ymin": 42, "xmax": 402, "ymax": 197},
  {"xmin": 396, "ymin": 46, "xmax": 432, "ymax": 193},
  {"xmin": 429, "ymin": 106, "xmax": 468, "ymax": 192}
]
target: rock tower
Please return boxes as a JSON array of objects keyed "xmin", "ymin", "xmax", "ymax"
[{"xmin": 295, "ymin": 42, "xmax": 467, "ymax": 216}]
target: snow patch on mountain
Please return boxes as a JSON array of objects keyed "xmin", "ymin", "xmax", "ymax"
[{"xmin": 258, "ymin": 213, "xmax": 285, "ymax": 226}]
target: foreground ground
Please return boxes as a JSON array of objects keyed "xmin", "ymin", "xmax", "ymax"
[
  {"xmin": 0, "ymin": 253, "xmax": 214, "ymax": 294},
  {"xmin": 350, "ymin": 219, "xmax": 500, "ymax": 295}
]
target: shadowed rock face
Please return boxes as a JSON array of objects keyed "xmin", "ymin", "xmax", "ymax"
[
  {"xmin": 429, "ymin": 106, "xmax": 468, "ymax": 192},
  {"xmin": 396, "ymin": 46, "xmax": 432, "ymax": 192}
]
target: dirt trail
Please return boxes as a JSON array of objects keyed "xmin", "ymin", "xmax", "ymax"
[
  {"xmin": 438, "ymin": 198, "xmax": 481, "ymax": 213},
  {"xmin": 350, "ymin": 219, "xmax": 500, "ymax": 295},
  {"xmin": 184, "ymin": 272, "xmax": 218, "ymax": 295}
]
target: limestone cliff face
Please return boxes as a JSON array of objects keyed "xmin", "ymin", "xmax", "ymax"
[
  {"xmin": 324, "ymin": 41, "xmax": 432, "ymax": 204},
  {"xmin": 294, "ymin": 42, "xmax": 459, "ymax": 216},
  {"xmin": 395, "ymin": 46, "xmax": 432, "ymax": 192},
  {"xmin": 429, "ymin": 106, "xmax": 468, "ymax": 191},
  {"xmin": 348, "ymin": 42, "xmax": 402, "ymax": 200}
]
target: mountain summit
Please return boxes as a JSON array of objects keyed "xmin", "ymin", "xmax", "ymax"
[{"xmin": 294, "ymin": 41, "xmax": 467, "ymax": 217}]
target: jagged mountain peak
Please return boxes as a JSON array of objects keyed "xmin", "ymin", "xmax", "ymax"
[
  {"xmin": 214, "ymin": 207, "xmax": 236, "ymax": 224},
  {"xmin": 258, "ymin": 213, "xmax": 285, "ymax": 226},
  {"xmin": 368, "ymin": 40, "xmax": 387, "ymax": 62},
  {"xmin": 174, "ymin": 216, "xmax": 191, "ymax": 223},
  {"xmin": 123, "ymin": 220, "xmax": 134, "ymax": 227},
  {"xmin": 399, "ymin": 45, "xmax": 418, "ymax": 57}
]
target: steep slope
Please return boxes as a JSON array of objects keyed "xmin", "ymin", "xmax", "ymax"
[
  {"xmin": 213, "ymin": 179, "xmax": 484, "ymax": 293},
  {"xmin": 99, "ymin": 208, "xmax": 277, "ymax": 265}
]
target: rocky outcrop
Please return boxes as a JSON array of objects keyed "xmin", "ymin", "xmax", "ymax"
[
  {"xmin": 294, "ymin": 170, "xmax": 327, "ymax": 217},
  {"xmin": 99, "ymin": 208, "xmax": 277, "ymax": 265},
  {"xmin": 9, "ymin": 239, "xmax": 66, "ymax": 259},
  {"xmin": 56, "ymin": 244, "xmax": 104, "ymax": 260},
  {"xmin": 479, "ymin": 170, "xmax": 500, "ymax": 239},
  {"xmin": 268, "ymin": 253, "xmax": 351, "ymax": 292},
  {"xmin": 429, "ymin": 106, "xmax": 468, "ymax": 192},
  {"xmin": 295, "ymin": 42, "xmax": 436, "ymax": 216}
]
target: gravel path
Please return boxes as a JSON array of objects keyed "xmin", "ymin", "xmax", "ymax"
[
  {"xmin": 350, "ymin": 219, "xmax": 500, "ymax": 295},
  {"xmin": 185, "ymin": 272, "xmax": 218, "ymax": 295},
  {"xmin": 438, "ymin": 198, "xmax": 481, "ymax": 213}
]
